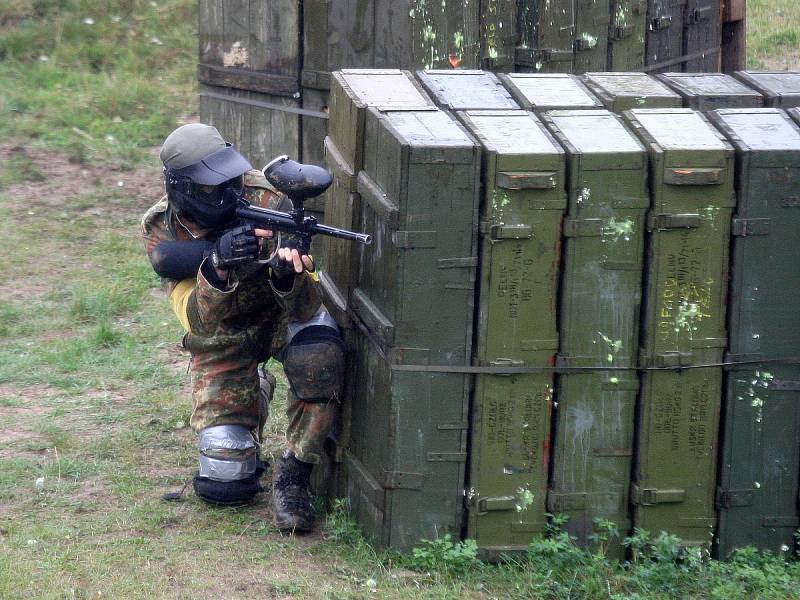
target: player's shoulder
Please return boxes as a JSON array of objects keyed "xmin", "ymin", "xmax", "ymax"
[{"xmin": 141, "ymin": 195, "xmax": 169, "ymax": 236}]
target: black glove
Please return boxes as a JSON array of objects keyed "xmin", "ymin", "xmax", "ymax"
[
  {"xmin": 266, "ymin": 238, "xmax": 313, "ymax": 281},
  {"xmin": 210, "ymin": 224, "xmax": 259, "ymax": 269}
]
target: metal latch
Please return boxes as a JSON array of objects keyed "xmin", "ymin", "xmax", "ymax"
[
  {"xmin": 647, "ymin": 213, "xmax": 702, "ymax": 231},
  {"xmin": 687, "ymin": 5, "xmax": 713, "ymax": 23},
  {"xmin": 716, "ymin": 487, "xmax": 754, "ymax": 509},
  {"xmin": 731, "ymin": 218, "xmax": 770, "ymax": 237},
  {"xmin": 631, "ymin": 484, "xmax": 685, "ymax": 505},
  {"xmin": 611, "ymin": 24, "xmax": 636, "ymax": 40},
  {"xmin": 651, "ymin": 15, "xmax": 673, "ymax": 30}
]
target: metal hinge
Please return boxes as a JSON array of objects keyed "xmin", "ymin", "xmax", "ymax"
[
  {"xmin": 563, "ymin": 218, "xmax": 604, "ymax": 237},
  {"xmin": 631, "ymin": 484, "xmax": 686, "ymax": 505},
  {"xmin": 641, "ymin": 350, "xmax": 694, "ymax": 368},
  {"xmin": 547, "ymin": 492, "xmax": 588, "ymax": 511},
  {"xmin": 731, "ymin": 218, "xmax": 770, "ymax": 237},
  {"xmin": 716, "ymin": 486, "xmax": 754, "ymax": 509},
  {"xmin": 647, "ymin": 213, "xmax": 702, "ymax": 231}
]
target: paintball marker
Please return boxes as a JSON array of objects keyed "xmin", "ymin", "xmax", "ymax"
[{"xmin": 235, "ymin": 155, "xmax": 372, "ymax": 252}]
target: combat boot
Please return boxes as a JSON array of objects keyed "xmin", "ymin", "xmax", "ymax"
[{"xmin": 271, "ymin": 450, "xmax": 315, "ymax": 532}]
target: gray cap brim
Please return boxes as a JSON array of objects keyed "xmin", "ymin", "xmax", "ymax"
[{"xmin": 171, "ymin": 144, "xmax": 252, "ymax": 185}]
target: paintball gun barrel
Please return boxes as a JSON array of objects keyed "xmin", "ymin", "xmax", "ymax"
[{"xmin": 235, "ymin": 155, "xmax": 372, "ymax": 249}]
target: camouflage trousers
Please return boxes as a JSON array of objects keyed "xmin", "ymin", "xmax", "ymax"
[{"xmin": 185, "ymin": 326, "xmax": 338, "ymax": 465}]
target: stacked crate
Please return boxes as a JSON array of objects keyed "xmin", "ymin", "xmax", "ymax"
[
  {"xmin": 456, "ymin": 110, "xmax": 566, "ymax": 555},
  {"xmin": 656, "ymin": 72, "xmax": 764, "ymax": 110},
  {"xmin": 317, "ymin": 69, "xmax": 800, "ymax": 557},
  {"xmin": 499, "ymin": 73, "xmax": 603, "ymax": 113},
  {"xmin": 623, "ymin": 108, "xmax": 735, "ymax": 549},
  {"xmin": 583, "ymin": 72, "xmax": 683, "ymax": 111},
  {"xmin": 733, "ymin": 72, "xmax": 800, "ymax": 109},
  {"xmin": 540, "ymin": 110, "xmax": 648, "ymax": 559},
  {"xmin": 707, "ymin": 109, "xmax": 800, "ymax": 557}
]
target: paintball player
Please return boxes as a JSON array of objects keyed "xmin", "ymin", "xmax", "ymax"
[{"xmin": 141, "ymin": 123, "xmax": 344, "ymax": 532}]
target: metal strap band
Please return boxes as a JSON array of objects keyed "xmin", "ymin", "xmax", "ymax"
[
  {"xmin": 643, "ymin": 47, "xmax": 721, "ymax": 72},
  {"xmin": 389, "ymin": 357, "xmax": 800, "ymax": 375},
  {"xmin": 199, "ymin": 90, "xmax": 330, "ymax": 119}
]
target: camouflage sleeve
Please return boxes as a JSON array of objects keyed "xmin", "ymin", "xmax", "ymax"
[
  {"xmin": 141, "ymin": 196, "xmax": 181, "ymax": 296},
  {"xmin": 270, "ymin": 271, "xmax": 323, "ymax": 323},
  {"xmin": 183, "ymin": 258, "xmax": 239, "ymax": 336}
]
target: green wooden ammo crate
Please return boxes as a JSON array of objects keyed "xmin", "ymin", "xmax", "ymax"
[
  {"xmin": 623, "ymin": 108, "xmax": 735, "ymax": 549},
  {"xmin": 682, "ymin": 0, "xmax": 721, "ymax": 72},
  {"xmin": 416, "ymin": 70, "xmax": 520, "ymax": 111},
  {"xmin": 706, "ymin": 108, "xmax": 800, "ymax": 558},
  {"xmin": 318, "ymin": 136, "xmax": 362, "ymax": 328},
  {"xmin": 644, "ymin": 0, "xmax": 685, "ymax": 73},
  {"xmin": 517, "ymin": 0, "xmax": 575, "ymax": 73},
  {"xmin": 583, "ymin": 72, "xmax": 683, "ymax": 112},
  {"xmin": 516, "ymin": 0, "xmax": 612, "ymax": 73},
  {"xmin": 455, "ymin": 110, "xmax": 566, "ymax": 554},
  {"xmin": 344, "ymin": 108, "xmax": 480, "ymax": 550},
  {"xmin": 497, "ymin": 73, "xmax": 603, "ymax": 113},
  {"xmin": 733, "ymin": 72, "xmax": 800, "ymax": 109},
  {"xmin": 608, "ymin": 0, "xmax": 648, "ymax": 71},
  {"xmin": 479, "ymin": 0, "xmax": 518, "ymax": 72},
  {"xmin": 656, "ymin": 73, "xmax": 764, "ymax": 111},
  {"xmin": 373, "ymin": 0, "xmax": 480, "ymax": 70},
  {"xmin": 540, "ymin": 110, "xmax": 648, "ymax": 559},
  {"xmin": 328, "ymin": 70, "xmax": 434, "ymax": 174}
]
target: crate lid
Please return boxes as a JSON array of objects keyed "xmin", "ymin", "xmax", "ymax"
[
  {"xmin": 501, "ymin": 73, "xmax": 601, "ymax": 110},
  {"xmin": 335, "ymin": 69, "xmax": 432, "ymax": 108},
  {"xmin": 734, "ymin": 71, "xmax": 800, "ymax": 96},
  {"xmin": 658, "ymin": 73, "xmax": 762, "ymax": 98},
  {"xmin": 546, "ymin": 109, "xmax": 643, "ymax": 154},
  {"xmin": 584, "ymin": 72, "xmax": 681, "ymax": 100},
  {"xmin": 382, "ymin": 109, "xmax": 475, "ymax": 147},
  {"xmin": 710, "ymin": 108, "xmax": 800, "ymax": 152},
  {"xmin": 417, "ymin": 70, "xmax": 519, "ymax": 110},
  {"xmin": 459, "ymin": 110, "xmax": 561, "ymax": 155},
  {"xmin": 628, "ymin": 108, "xmax": 728, "ymax": 151}
]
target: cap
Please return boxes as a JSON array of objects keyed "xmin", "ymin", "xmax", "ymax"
[{"xmin": 160, "ymin": 123, "xmax": 252, "ymax": 185}]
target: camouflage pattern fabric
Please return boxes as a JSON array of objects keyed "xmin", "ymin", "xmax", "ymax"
[{"xmin": 141, "ymin": 169, "xmax": 337, "ymax": 464}]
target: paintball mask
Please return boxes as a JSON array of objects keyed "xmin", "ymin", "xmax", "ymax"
[{"xmin": 165, "ymin": 169, "xmax": 244, "ymax": 228}]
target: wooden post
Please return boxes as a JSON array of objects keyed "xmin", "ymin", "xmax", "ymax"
[{"xmin": 721, "ymin": 0, "xmax": 746, "ymax": 73}]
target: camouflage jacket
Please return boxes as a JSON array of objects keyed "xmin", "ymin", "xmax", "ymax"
[{"xmin": 141, "ymin": 169, "xmax": 322, "ymax": 357}]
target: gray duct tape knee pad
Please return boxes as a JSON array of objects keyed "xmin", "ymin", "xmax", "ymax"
[
  {"xmin": 193, "ymin": 424, "xmax": 265, "ymax": 505},
  {"xmin": 282, "ymin": 311, "xmax": 345, "ymax": 402}
]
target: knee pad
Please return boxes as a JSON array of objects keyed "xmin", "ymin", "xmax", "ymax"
[
  {"xmin": 282, "ymin": 311, "xmax": 345, "ymax": 403},
  {"xmin": 193, "ymin": 425, "xmax": 265, "ymax": 505}
]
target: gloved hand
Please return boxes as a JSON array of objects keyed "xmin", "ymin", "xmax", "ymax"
[
  {"xmin": 267, "ymin": 239, "xmax": 315, "ymax": 281},
  {"xmin": 210, "ymin": 224, "xmax": 259, "ymax": 269}
]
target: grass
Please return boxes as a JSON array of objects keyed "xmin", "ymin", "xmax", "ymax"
[
  {"xmin": 0, "ymin": 0, "xmax": 798, "ymax": 598},
  {"xmin": 746, "ymin": 0, "xmax": 800, "ymax": 69}
]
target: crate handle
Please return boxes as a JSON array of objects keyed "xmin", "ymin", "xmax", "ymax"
[
  {"xmin": 497, "ymin": 171, "xmax": 558, "ymax": 190},
  {"xmin": 664, "ymin": 167, "xmax": 723, "ymax": 186}
]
